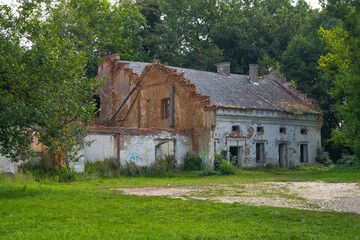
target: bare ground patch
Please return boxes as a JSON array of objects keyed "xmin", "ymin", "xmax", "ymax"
[{"xmin": 113, "ymin": 182, "xmax": 360, "ymax": 214}]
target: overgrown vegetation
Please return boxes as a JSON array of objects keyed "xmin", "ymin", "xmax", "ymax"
[
  {"xmin": 315, "ymin": 148, "xmax": 332, "ymax": 166},
  {"xmin": 214, "ymin": 152, "xmax": 238, "ymax": 175},
  {"xmin": 84, "ymin": 157, "xmax": 175, "ymax": 178},
  {"xmin": 183, "ymin": 153, "xmax": 202, "ymax": 171}
]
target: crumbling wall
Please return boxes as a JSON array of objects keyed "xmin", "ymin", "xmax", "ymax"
[
  {"xmin": 97, "ymin": 59, "xmax": 217, "ymax": 164},
  {"xmin": 82, "ymin": 127, "xmax": 192, "ymax": 170},
  {"xmin": 215, "ymin": 108, "xmax": 322, "ymax": 167},
  {"xmin": 120, "ymin": 64, "xmax": 216, "ymax": 157},
  {"xmin": 96, "ymin": 54, "xmax": 138, "ymax": 120}
]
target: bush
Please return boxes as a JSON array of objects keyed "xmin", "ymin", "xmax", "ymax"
[
  {"xmin": 336, "ymin": 154, "xmax": 360, "ymax": 167},
  {"xmin": 219, "ymin": 160, "xmax": 238, "ymax": 175},
  {"xmin": 315, "ymin": 148, "xmax": 332, "ymax": 166},
  {"xmin": 214, "ymin": 152, "xmax": 238, "ymax": 175},
  {"xmin": 183, "ymin": 153, "xmax": 202, "ymax": 171},
  {"xmin": 84, "ymin": 158, "xmax": 117, "ymax": 177},
  {"xmin": 55, "ymin": 164, "xmax": 77, "ymax": 182},
  {"xmin": 119, "ymin": 158, "xmax": 172, "ymax": 177},
  {"xmin": 19, "ymin": 158, "xmax": 54, "ymax": 180}
]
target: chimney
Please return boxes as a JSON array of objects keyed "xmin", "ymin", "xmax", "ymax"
[
  {"xmin": 249, "ymin": 64, "xmax": 258, "ymax": 82},
  {"xmin": 217, "ymin": 62, "xmax": 230, "ymax": 76}
]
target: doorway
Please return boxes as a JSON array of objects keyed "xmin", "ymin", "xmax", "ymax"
[
  {"xmin": 229, "ymin": 146, "xmax": 242, "ymax": 165},
  {"xmin": 278, "ymin": 143, "xmax": 287, "ymax": 167}
]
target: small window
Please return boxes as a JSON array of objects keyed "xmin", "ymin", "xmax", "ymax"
[
  {"xmin": 280, "ymin": 127, "xmax": 286, "ymax": 134},
  {"xmin": 93, "ymin": 95, "xmax": 101, "ymax": 117},
  {"xmin": 161, "ymin": 98, "xmax": 170, "ymax": 119},
  {"xmin": 300, "ymin": 144, "xmax": 308, "ymax": 163},
  {"xmin": 300, "ymin": 128, "xmax": 307, "ymax": 135},
  {"xmin": 257, "ymin": 127, "xmax": 264, "ymax": 134},
  {"xmin": 232, "ymin": 125, "xmax": 239, "ymax": 132},
  {"xmin": 256, "ymin": 142, "xmax": 265, "ymax": 163}
]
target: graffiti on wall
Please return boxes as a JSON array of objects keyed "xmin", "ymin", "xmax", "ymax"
[{"xmin": 129, "ymin": 149, "xmax": 150, "ymax": 162}]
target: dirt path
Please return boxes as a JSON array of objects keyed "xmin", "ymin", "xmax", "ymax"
[{"xmin": 114, "ymin": 181, "xmax": 360, "ymax": 214}]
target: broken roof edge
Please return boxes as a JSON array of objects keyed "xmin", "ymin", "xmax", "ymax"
[
  {"xmin": 137, "ymin": 62, "xmax": 217, "ymax": 111},
  {"xmin": 217, "ymin": 105, "xmax": 321, "ymax": 115},
  {"xmin": 267, "ymin": 70, "xmax": 322, "ymax": 114}
]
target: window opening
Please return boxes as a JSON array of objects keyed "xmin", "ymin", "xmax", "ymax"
[
  {"xmin": 93, "ymin": 95, "xmax": 100, "ymax": 117},
  {"xmin": 232, "ymin": 125, "xmax": 239, "ymax": 132},
  {"xmin": 229, "ymin": 146, "xmax": 240, "ymax": 165},
  {"xmin": 280, "ymin": 127, "xmax": 286, "ymax": 134},
  {"xmin": 278, "ymin": 143, "xmax": 287, "ymax": 167},
  {"xmin": 300, "ymin": 128, "xmax": 307, "ymax": 135},
  {"xmin": 162, "ymin": 98, "xmax": 170, "ymax": 119},
  {"xmin": 256, "ymin": 142, "xmax": 265, "ymax": 163},
  {"xmin": 300, "ymin": 144, "xmax": 308, "ymax": 163},
  {"xmin": 257, "ymin": 127, "xmax": 264, "ymax": 134}
]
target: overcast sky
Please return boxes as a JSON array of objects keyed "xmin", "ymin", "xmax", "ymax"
[{"xmin": 0, "ymin": 0, "xmax": 322, "ymax": 9}]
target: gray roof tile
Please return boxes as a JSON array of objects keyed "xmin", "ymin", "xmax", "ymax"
[{"xmin": 126, "ymin": 61, "xmax": 318, "ymax": 114}]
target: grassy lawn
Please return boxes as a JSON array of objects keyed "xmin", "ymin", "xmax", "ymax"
[{"xmin": 0, "ymin": 167, "xmax": 359, "ymax": 239}]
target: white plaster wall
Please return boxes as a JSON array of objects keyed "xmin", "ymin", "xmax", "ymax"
[
  {"xmin": 120, "ymin": 131, "xmax": 192, "ymax": 166},
  {"xmin": 68, "ymin": 149, "xmax": 85, "ymax": 172},
  {"xmin": 82, "ymin": 131, "xmax": 191, "ymax": 168},
  {"xmin": 215, "ymin": 108, "xmax": 321, "ymax": 167},
  {"xmin": 0, "ymin": 155, "xmax": 23, "ymax": 173},
  {"xmin": 84, "ymin": 134, "xmax": 118, "ymax": 162}
]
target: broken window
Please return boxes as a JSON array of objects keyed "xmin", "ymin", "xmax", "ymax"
[
  {"xmin": 93, "ymin": 95, "xmax": 101, "ymax": 117},
  {"xmin": 280, "ymin": 127, "xmax": 286, "ymax": 134},
  {"xmin": 232, "ymin": 125, "xmax": 239, "ymax": 132},
  {"xmin": 300, "ymin": 144, "xmax": 308, "ymax": 163},
  {"xmin": 278, "ymin": 143, "xmax": 287, "ymax": 167},
  {"xmin": 256, "ymin": 142, "xmax": 265, "ymax": 163},
  {"xmin": 257, "ymin": 126, "xmax": 264, "ymax": 134},
  {"xmin": 229, "ymin": 146, "xmax": 242, "ymax": 165},
  {"xmin": 300, "ymin": 128, "xmax": 307, "ymax": 135},
  {"xmin": 161, "ymin": 98, "xmax": 170, "ymax": 119}
]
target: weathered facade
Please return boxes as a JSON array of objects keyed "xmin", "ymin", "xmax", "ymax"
[
  {"xmin": 0, "ymin": 53, "xmax": 322, "ymax": 173},
  {"xmin": 91, "ymin": 54, "xmax": 322, "ymax": 168}
]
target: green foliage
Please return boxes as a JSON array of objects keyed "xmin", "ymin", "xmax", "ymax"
[
  {"xmin": 84, "ymin": 158, "xmax": 117, "ymax": 178},
  {"xmin": 214, "ymin": 152, "xmax": 238, "ymax": 175},
  {"xmin": 318, "ymin": 1, "xmax": 360, "ymax": 159},
  {"xmin": 315, "ymin": 148, "xmax": 332, "ymax": 166},
  {"xmin": 336, "ymin": 154, "xmax": 360, "ymax": 167},
  {"xmin": 1, "ymin": 169, "xmax": 360, "ymax": 239},
  {"xmin": 84, "ymin": 157, "xmax": 174, "ymax": 178},
  {"xmin": 19, "ymin": 159, "xmax": 54, "ymax": 181},
  {"xmin": 183, "ymin": 153, "xmax": 202, "ymax": 171},
  {"xmin": 50, "ymin": 0, "xmax": 145, "ymax": 77},
  {"xmin": 55, "ymin": 164, "xmax": 77, "ymax": 182},
  {"xmin": 0, "ymin": 1, "xmax": 99, "ymax": 161}
]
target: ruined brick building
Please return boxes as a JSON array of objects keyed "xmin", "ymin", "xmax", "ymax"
[
  {"xmin": 83, "ymin": 53, "xmax": 322, "ymax": 170},
  {"xmin": 0, "ymin": 53, "xmax": 322, "ymax": 173}
]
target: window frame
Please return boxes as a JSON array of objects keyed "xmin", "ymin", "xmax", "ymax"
[
  {"xmin": 300, "ymin": 144, "xmax": 308, "ymax": 163},
  {"xmin": 256, "ymin": 142, "xmax": 265, "ymax": 164},
  {"xmin": 257, "ymin": 126, "xmax": 264, "ymax": 134},
  {"xmin": 161, "ymin": 98, "xmax": 170, "ymax": 119}
]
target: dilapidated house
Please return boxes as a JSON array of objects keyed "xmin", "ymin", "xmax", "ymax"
[
  {"xmin": 0, "ymin": 54, "xmax": 322, "ymax": 173},
  {"xmin": 84, "ymin": 54, "xmax": 322, "ymax": 170}
]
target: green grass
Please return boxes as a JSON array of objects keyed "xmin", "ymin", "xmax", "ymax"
[{"xmin": 0, "ymin": 167, "xmax": 359, "ymax": 239}]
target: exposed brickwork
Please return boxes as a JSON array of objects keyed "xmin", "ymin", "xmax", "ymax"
[{"xmin": 88, "ymin": 126, "xmax": 192, "ymax": 136}]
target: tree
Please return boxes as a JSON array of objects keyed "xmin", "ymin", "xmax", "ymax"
[
  {"xmin": 280, "ymin": 10, "xmax": 343, "ymax": 160},
  {"xmin": 0, "ymin": 1, "xmax": 99, "ymax": 162},
  {"xmin": 50, "ymin": 0, "xmax": 145, "ymax": 77},
  {"xmin": 138, "ymin": 0, "xmax": 223, "ymax": 71},
  {"xmin": 318, "ymin": 0, "xmax": 360, "ymax": 159}
]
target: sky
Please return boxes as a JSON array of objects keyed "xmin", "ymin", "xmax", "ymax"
[{"xmin": 0, "ymin": 0, "xmax": 322, "ymax": 9}]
